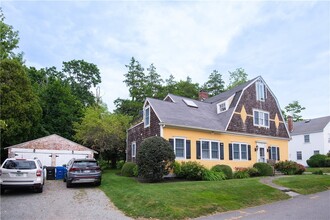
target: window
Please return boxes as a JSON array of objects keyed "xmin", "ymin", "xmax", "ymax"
[
  {"xmin": 296, "ymin": 151, "xmax": 302, "ymax": 160},
  {"xmin": 232, "ymin": 143, "xmax": 248, "ymax": 160},
  {"xmin": 217, "ymin": 102, "xmax": 227, "ymax": 113},
  {"xmin": 256, "ymin": 80, "xmax": 266, "ymax": 101},
  {"xmin": 253, "ymin": 110, "xmax": 269, "ymax": 128},
  {"xmin": 144, "ymin": 106, "xmax": 150, "ymax": 127},
  {"xmin": 304, "ymin": 134, "xmax": 310, "ymax": 143},
  {"xmin": 173, "ymin": 138, "xmax": 185, "ymax": 158},
  {"xmin": 269, "ymin": 146, "xmax": 280, "ymax": 161},
  {"xmin": 314, "ymin": 150, "xmax": 320, "ymax": 155},
  {"xmin": 201, "ymin": 140, "xmax": 220, "ymax": 159},
  {"xmin": 131, "ymin": 142, "xmax": 136, "ymax": 158}
]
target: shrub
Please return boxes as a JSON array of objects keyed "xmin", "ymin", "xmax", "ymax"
[
  {"xmin": 253, "ymin": 163, "xmax": 273, "ymax": 176},
  {"xmin": 133, "ymin": 165, "xmax": 138, "ymax": 177},
  {"xmin": 136, "ymin": 136, "xmax": 175, "ymax": 182},
  {"xmin": 211, "ymin": 164, "xmax": 233, "ymax": 179},
  {"xmin": 274, "ymin": 160, "xmax": 305, "ymax": 175},
  {"xmin": 121, "ymin": 162, "xmax": 137, "ymax": 177},
  {"xmin": 98, "ymin": 159, "xmax": 110, "ymax": 171},
  {"xmin": 233, "ymin": 168, "xmax": 250, "ymax": 179},
  {"xmin": 173, "ymin": 161, "xmax": 183, "ymax": 178},
  {"xmin": 116, "ymin": 160, "xmax": 125, "ymax": 170},
  {"xmin": 180, "ymin": 161, "xmax": 206, "ymax": 180},
  {"xmin": 246, "ymin": 167, "xmax": 260, "ymax": 177},
  {"xmin": 324, "ymin": 158, "xmax": 330, "ymax": 167},
  {"xmin": 307, "ymin": 154, "xmax": 327, "ymax": 167},
  {"xmin": 312, "ymin": 170, "xmax": 323, "ymax": 175},
  {"xmin": 202, "ymin": 169, "xmax": 226, "ymax": 181}
]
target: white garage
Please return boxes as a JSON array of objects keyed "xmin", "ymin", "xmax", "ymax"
[{"xmin": 5, "ymin": 134, "xmax": 97, "ymax": 167}]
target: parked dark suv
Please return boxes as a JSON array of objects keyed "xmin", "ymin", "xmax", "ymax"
[{"xmin": 63, "ymin": 158, "xmax": 101, "ymax": 188}]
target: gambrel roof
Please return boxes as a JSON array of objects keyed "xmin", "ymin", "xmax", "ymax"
[
  {"xmin": 144, "ymin": 76, "xmax": 287, "ymax": 135},
  {"xmin": 291, "ymin": 116, "xmax": 330, "ymax": 135}
]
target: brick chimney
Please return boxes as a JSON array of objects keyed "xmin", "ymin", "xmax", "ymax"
[
  {"xmin": 199, "ymin": 91, "xmax": 209, "ymax": 101},
  {"xmin": 287, "ymin": 115, "xmax": 293, "ymax": 132}
]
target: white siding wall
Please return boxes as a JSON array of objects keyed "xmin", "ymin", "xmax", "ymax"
[{"xmin": 322, "ymin": 122, "xmax": 330, "ymax": 154}]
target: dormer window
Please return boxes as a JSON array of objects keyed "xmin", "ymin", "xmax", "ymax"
[
  {"xmin": 256, "ymin": 80, "xmax": 266, "ymax": 101},
  {"xmin": 144, "ymin": 106, "xmax": 150, "ymax": 128},
  {"xmin": 217, "ymin": 102, "xmax": 227, "ymax": 113}
]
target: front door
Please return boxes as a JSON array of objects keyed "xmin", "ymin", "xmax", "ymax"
[{"xmin": 257, "ymin": 143, "xmax": 266, "ymax": 163}]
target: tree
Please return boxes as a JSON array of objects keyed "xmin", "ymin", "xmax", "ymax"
[
  {"xmin": 136, "ymin": 136, "xmax": 175, "ymax": 182},
  {"xmin": 173, "ymin": 77, "xmax": 200, "ymax": 99},
  {"xmin": 227, "ymin": 68, "xmax": 248, "ymax": 90},
  {"xmin": 0, "ymin": 59, "xmax": 42, "ymax": 151},
  {"xmin": 62, "ymin": 59, "xmax": 101, "ymax": 106},
  {"xmin": 123, "ymin": 57, "xmax": 146, "ymax": 102},
  {"xmin": 202, "ymin": 70, "xmax": 225, "ymax": 96},
  {"xmin": 74, "ymin": 105, "xmax": 132, "ymax": 167},
  {"xmin": 113, "ymin": 98, "xmax": 143, "ymax": 120},
  {"xmin": 145, "ymin": 63, "xmax": 164, "ymax": 98},
  {"xmin": 283, "ymin": 101, "xmax": 306, "ymax": 122},
  {"xmin": 0, "ymin": 9, "xmax": 20, "ymax": 60}
]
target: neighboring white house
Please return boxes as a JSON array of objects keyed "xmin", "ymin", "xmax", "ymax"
[
  {"xmin": 288, "ymin": 116, "xmax": 330, "ymax": 166},
  {"xmin": 5, "ymin": 134, "xmax": 97, "ymax": 167}
]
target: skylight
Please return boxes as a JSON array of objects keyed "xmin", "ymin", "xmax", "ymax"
[{"xmin": 183, "ymin": 99, "xmax": 198, "ymax": 108}]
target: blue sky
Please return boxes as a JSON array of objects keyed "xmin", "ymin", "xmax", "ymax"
[{"xmin": 2, "ymin": 0, "xmax": 329, "ymax": 119}]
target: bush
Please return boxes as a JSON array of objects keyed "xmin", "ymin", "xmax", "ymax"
[
  {"xmin": 324, "ymin": 158, "xmax": 330, "ymax": 167},
  {"xmin": 274, "ymin": 160, "xmax": 305, "ymax": 175},
  {"xmin": 98, "ymin": 159, "xmax": 110, "ymax": 171},
  {"xmin": 246, "ymin": 167, "xmax": 260, "ymax": 177},
  {"xmin": 121, "ymin": 162, "xmax": 137, "ymax": 177},
  {"xmin": 180, "ymin": 161, "xmax": 206, "ymax": 180},
  {"xmin": 173, "ymin": 161, "xmax": 183, "ymax": 178},
  {"xmin": 307, "ymin": 154, "xmax": 327, "ymax": 167},
  {"xmin": 211, "ymin": 164, "xmax": 233, "ymax": 179},
  {"xmin": 202, "ymin": 169, "xmax": 226, "ymax": 181},
  {"xmin": 253, "ymin": 163, "xmax": 273, "ymax": 176},
  {"xmin": 133, "ymin": 165, "xmax": 138, "ymax": 177},
  {"xmin": 312, "ymin": 170, "xmax": 323, "ymax": 175},
  {"xmin": 233, "ymin": 168, "xmax": 250, "ymax": 179},
  {"xmin": 116, "ymin": 160, "xmax": 125, "ymax": 170},
  {"xmin": 136, "ymin": 136, "xmax": 175, "ymax": 182}
]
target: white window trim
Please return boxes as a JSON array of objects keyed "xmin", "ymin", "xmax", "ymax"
[
  {"xmin": 304, "ymin": 134, "xmax": 310, "ymax": 143},
  {"xmin": 200, "ymin": 140, "xmax": 220, "ymax": 160},
  {"xmin": 296, "ymin": 151, "xmax": 302, "ymax": 160},
  {"xmin": 217, "ymin": 102, "xmax": 227, "ymax": 114},
  {"xmin": 256, "ymin": 80, "xmax": 266, "ymax": 101},
  {"xmin": 232, "ymin": 142, "xmax": 248, "ymax": 161},
  {"xmin": 131, "ymin": 142, "xmax": 136, "ymax": 158},
  {"xmin": 173, "ymin": 137, "xmax": 186, "ymax": 159},
  {"xmin": 144, "ymin": 106, "xmax": 150, "ymax": 128},
  {"xmin": 253, "ymin": 109, "xmax": 270, "ymax": 128},
  {"xmin": 270, "ymin": 146, "xmax": 279, "ymax": 160}
]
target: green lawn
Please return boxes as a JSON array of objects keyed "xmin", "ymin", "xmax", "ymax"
[
  {"xmin": 100, "ymin": 170, "xmax": 289, "ymax": 219},
  {"xmin": 305, "ymin": 167, "xmax": 330, "ymax": 173},
  {"xmin": 273, "ymin": 175, "xmax": 330, "ymax": 195}
]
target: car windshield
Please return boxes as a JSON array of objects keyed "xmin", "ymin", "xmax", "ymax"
[
  {"xmin": 3, "ymin": 160, "xmax": 37, "ymax": 170},
  {"xmin": 72, "ymin": 161, "xmax": 98, "ymax": 168}
]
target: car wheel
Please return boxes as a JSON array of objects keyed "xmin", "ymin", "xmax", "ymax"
[
  {"xmin": 36, "ymin": 185, "xmax": 43, "ymax": 193},
  {"xmin": 63, "ymin": 176, "xmax": 66, "ymax": 182},
  {"xmin": 95, "ymin": 181, "xmax": 101, "ymax": 186},
  {"xmin": 1, "ymin": 188, "xmax": 5, "ymax": 195},
  {"xmin": 66, "ymin": 180, "xmax": 72, "ymax": 188}
]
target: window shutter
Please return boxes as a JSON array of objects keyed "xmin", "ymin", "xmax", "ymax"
[
  {"xmin": 220, "ymin": 143, "xmax": 224, "ymax": 160},
  {"xmin": 196, "ymin": 141, "xmax": 201, "ymax": 159},
  {"xmin": 248, "ymin": 145, "xmax": 251, "ymax": 160},
  {"xmin": 186, "ymin": 140, "xmax": 191, "ymax": 159},
  {"xmin": 229, "ymin": 144, "xmax": 233, "ymax": 160},
  {"xmin": 169, "ymin": 139, "xmax": 174, "ymax": 152},
  {"xmin": 277, "ymin": 147, "xmax": 280, "ymax": 161},
  {"xmin": 268, "ymin": 147, "xmax": 272, "ymax": 159}
]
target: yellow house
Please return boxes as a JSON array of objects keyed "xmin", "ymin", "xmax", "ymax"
[{"xmin": 127, "ymin": 76, "xmax": 290, "ymax": 170}]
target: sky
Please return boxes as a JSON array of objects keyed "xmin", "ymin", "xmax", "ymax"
[{"xmin": 2, "ymin": 0, "xmax": 329, "ymax": 119}]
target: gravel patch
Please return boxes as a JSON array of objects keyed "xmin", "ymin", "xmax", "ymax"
[{"xmin": 0, "ymin": 180, "xmax": 132, "ymax": 220}]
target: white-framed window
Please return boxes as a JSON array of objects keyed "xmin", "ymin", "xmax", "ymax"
[
  {"xmin": 314, "ymin": 150, "xmax": 320, "ymax": 155},
  {"xmin": 232, "ymin": 143, "xmax": 248, "ymax": 160},
  {"xmin": 201, "ymin": 140, "xmax": 220, "ymax": 160},
  {"xmin": 256, "ymin": 80, "xmax": 266, "ymax": 101},
  {"xmin": 253, "ymin": 109, "xmax": 269, "ymax": 128},
  {"xmin": 144, "ymin": 106, "xmax": 150, "ymax": 127},
  {"xmin": 173, "ymin": 138, "xmax": 186, "ymax": 159},
  {"xmin": 217, "ymin": 102, "xmax": 227, "ymax": 113},
  {"xmin": 296, "ymin": 151, "xmax": 302, "ymax": 160},
  {"xmin": 269, "ymin": 146, "xmax": 280, "ymax": 161},
  {"xmin": 304, "ymin": 134, "xmax": 310, "ymax": 143},
  {"xmin": 131, "ymin": 142, "xmax": 136, "ymax": 158}
]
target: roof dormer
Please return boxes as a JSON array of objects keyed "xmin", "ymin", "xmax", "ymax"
[{"xmin": 216, "ymin": 94, "xmax": 234, "ymax": 114}]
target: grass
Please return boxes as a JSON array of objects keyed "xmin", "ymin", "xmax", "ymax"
[
  {"xmin": 273, "ymin": 175, "xmax": 330, "ymax": 195},
  {"xmin": 100, "ymin": 170, "xmax": 289, "ymax": 219},
  {"xmin": 305, "ymin": 167, "xmax": 330, "ymax": 173}
]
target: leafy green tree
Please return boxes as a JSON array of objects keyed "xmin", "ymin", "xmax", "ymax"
[
  {"xmin": 124, "ymin": 57, "xmax": 146, "ymax": 102},
  {"xmin": 202, "ymin": 70, "xmax": 225, "ymax": 96},
  {"xmin": 227, "ymin": 68, "xmax": 248, "ymax": 90},
  {"xmin": 0, "ymin": 59, "xmax": 42, "ymax": 150},
  {"xmin": 62, "ymin": 59, "xmax": 101, "ymax": 106},
  {"xmin": 0, "ymin": 9, "xmax": 20, "ymax": 60},
  {"xmin": 113, "ymin": 98, "xmax": 143, "ymax": 120},
  {"xmin": 173, "ymin": 77, "xmax": 200, "ymax": 99},
  {"xmin": 74, "ymin": 105, "xmax": 132, "ymax": 167},
  {"xmin": 145, "ymin": 63, "xmax": 164, "ymax": 98},
  {"xmin": 283, "ymin": 100, "xmax": 306, "ymax": 122}
]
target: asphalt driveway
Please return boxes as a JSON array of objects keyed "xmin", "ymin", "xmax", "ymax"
[{"xmin": 0, "ymin": 180, "xmax": 132, "ymax": 220}]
